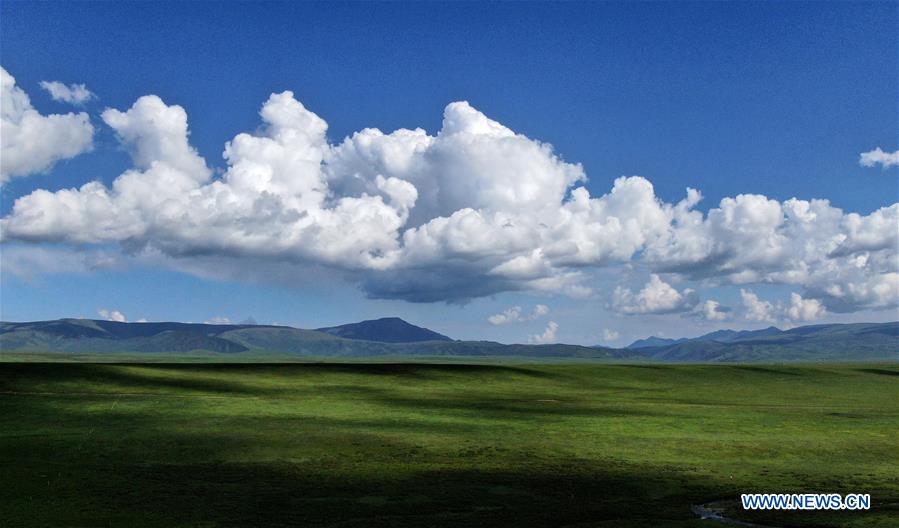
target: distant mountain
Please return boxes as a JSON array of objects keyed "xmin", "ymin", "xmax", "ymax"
[
  {"xmin": 316, "ymin": 317, "xmax": 452, "ymax": 343},
  {"xmin": 0, "ymin": 319, "xmax": 261, "ymax": 353},
  {"xmin": 0, "ymin": 318, "xmax": 624, "ymax": 359},
  {"xmin": 625, "ymin": 322, "xmax": 898, "ymax": 362},
  {"xmin": 694, "ymin": 326, "xmax": 783, "ymax": 343},
  {"xmin": 1, "ymin": 319, "xmax": 895, "ymax": 362},
  {"xmin": 628, "ymin": 326, "xmax": 783, "ymax": 348},
  {"xmin": 627, "ymin": 336, "xmax": 687, "ymax": 349},
  {"xmin": 691, "ymin": 329, "xmax": 739, "ymax": 342}
]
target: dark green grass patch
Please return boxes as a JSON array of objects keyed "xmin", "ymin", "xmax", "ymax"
[{"xmin": 1, "ymin": 363, "xmax": 897, "ymax": 527}]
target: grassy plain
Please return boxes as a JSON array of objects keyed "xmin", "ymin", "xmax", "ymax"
[{"xmin": 1, "ymin": 362, "xmax": 897, "ymax": 527}]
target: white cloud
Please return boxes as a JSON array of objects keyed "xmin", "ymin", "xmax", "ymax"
[
  {"xmin": 98, "ymin": 309, "xmax": 126, "ymax": 322},
  {"xmin": 602, "ymin": 328, "xmax": 619, "ymax": 342},
  {"xmin": 1, "ymin": 67, "xmax": 94, "ymax": 182},
  {"xmin": 832, "ymin": 205, "xmax": 898, "ymax": 255},
  {"xmin": 0, "ymin": 89, "xmax": 896, "ymax": 312},
  {"xmin": 831, "ymin": 271, "xmax": 898, "ymax": 310},
  {"xmin": 740, "ymin": 289, "xmax": 776, "ymax": 322},
  {"xmin": 0, "ymin": 245, "xmax": 120, "ymax": 279},
  {"xmin": 101, "ymin": 94, "xmax": 210, "ymax": 179},
  {"xmin": 700, "ymin": 300, "xmax": 730, "ymax": 321},
  {"xmin": 529, "ymin": 321, "xmax": 558, "ymax": 344},
  {"xmin": 645, "ymin": 196, "xmax": 898, "ymax": 313},
  {"xmin": 563, "ymin": 284, "xmax": 594, "ymax": 299},
  {"xmin": 488, "ymin": 306, "xmax": 523, "ymax": 325},
  {"xmin": 39, "ymin": 80, "xmax": 94, "ymax": 105},
  {"xmin": 859, "ymin": 147, "xmax": 899, "ymax": 169},
  {"xmin": 739, "ymin": 290, "xmax": 828, "ymax": 323},
  {"xmin": 612, "ymin": 274, "xmax": 698, "ymax": 314},
  {"xmin": 487, "ymin": 304, "xmax": 550, "ymax": 325},
  {"xmin": 204, "ymin": 316, "xmax": 232, "ymax": 324},
  {"xmin": 786, "ymin": 293, "xmax": 827, "ymax": 322}
]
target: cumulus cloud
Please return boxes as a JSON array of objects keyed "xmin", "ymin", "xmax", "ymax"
[
  {"xmin": 1, "ymin": 89, "xmax": 896, "ymax": 312},
  {"xmin": 740, "ymin": 289, "xmax": 777, "ymax": 322},
  {"xmin": 488, "ymin": 307, "xmax": 523, "ymax": 326},
  {"xmin": 529, "ymin": 321, "xmax": 559, "ymax": 344},
  {"xmin": 602, "ymin": 328, "xmax": 619, "ymax": 342},
  {"xmin": 740, "ymin": 289, "xmax": 828, "ymax": 323},
  {"xmin": 98, "ymin": 308, "xmax": 126, "ymax": 322},
  {"xmin": 1, "ymin": 67, "xmax": 94, "ymax": 182},
  {"xmin": 533, "ymin": 304, "xmax": 550, "ymax": 318},
  {"xmin": 612, "ymin": 274, "xmax": 698, "ymax": 314},
  {"xmin": 786, "ymin": 293, "xmax": 826, "ymax": 322},
  {"xmin": 700, "ymin": 300, "xmax": 730, "ymax": 321},
  {"xmin": 0, "ymin": 245, "xmax": 120, "ymax": 279},
  {"xmin": 487, "ymin": 304, "xmax": 549, "ymax": 325},
  {"xmin": 39, "ymin": 80, "xmax": 94, "ymax": 105},
  {"xmin": 859, "ymin": 147, "xmax": 899, "ymax": 169},
  {"xmin": 204, "ymin": 316, "xmax": 232, "ymax": 324},
  {"xmin": 645, "ymin": 196, "xmax": 898, "ymax": 313}
]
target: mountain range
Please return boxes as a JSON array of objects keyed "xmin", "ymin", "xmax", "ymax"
[
  {"xmin": 0, "ymin": 318, "xmax": 896, "ymax": 362},
  {"xmin": 0, "ymin": 317, "xmax": 622, "ymax": 360},
  {"xmin": 623, "ymin": 322, "xmax": 898, "ymax": 362}
]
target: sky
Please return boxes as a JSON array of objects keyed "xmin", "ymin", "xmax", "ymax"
[{"xmin": 1, "ymin": 1, "xmax": 897, "ymax": 346}]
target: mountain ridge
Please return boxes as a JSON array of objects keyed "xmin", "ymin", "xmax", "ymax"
[
  {"xmin": 622, "ymin": 322, "xmax": 897, "ymax": 362},
  {"xmin": 627, "ymin": 326, "xmax": 785, "ymax": 349},
  {"xmin": 316, "ymin": 317, "xmax": 452, "ymax": 343},
  {"xmin": 1, "ymin": 319, "xmax": 896, "ymax": 362},
  {"xmin": 0, "ymin": 317, "xmax": 624, "ymax": 360}
]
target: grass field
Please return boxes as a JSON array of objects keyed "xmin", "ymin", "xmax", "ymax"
[{"xmin": 1, "ymin": 362, "xmax": 897, "ymax": 527}]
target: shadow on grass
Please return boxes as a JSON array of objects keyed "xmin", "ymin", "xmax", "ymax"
[
  {"xmin": 0, "ymin": 371, "xmax": 701, "ymax": 528},
  {"xmin": 856, "ymin": 367, "xmax": 899, "ymax": 377},
  {"xmin": 1, "ymin": 398, "xmax": 709, "ymax": 528},
  {"xmin": 0, "ymin": 363, "xmax": 270, "ymax": 395},
  {"xmin": 2, "ymin": 363, "xmax": 897, "ymax": 528},
  {"xmin": 4, "ymin": 457, "xmax": 711, "ymax": 527},
  {"xmin": 732, "ymin": 366, "xmax": 802, "ymax": 376},
  {"xmin": 274, "ymin": 362, "xmax": 566, "ymax": 380},
  {"xmin": 370, "ymin": 393, "xmax": 671, "ymax": 419}
]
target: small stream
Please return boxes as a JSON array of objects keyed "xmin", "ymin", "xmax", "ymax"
[{"xmin": 692, "ymin": 501, "xmax": 781, "ymax": 527}]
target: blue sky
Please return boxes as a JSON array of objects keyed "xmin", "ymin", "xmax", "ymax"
[{"xmin": 1, "ymin": 2, "xmax": 897, "ymax": 345}]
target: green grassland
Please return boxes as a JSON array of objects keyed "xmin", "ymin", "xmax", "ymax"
[{"xmin": 1, "ymin": 362, "xmax": 897, "ymax": 527}]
